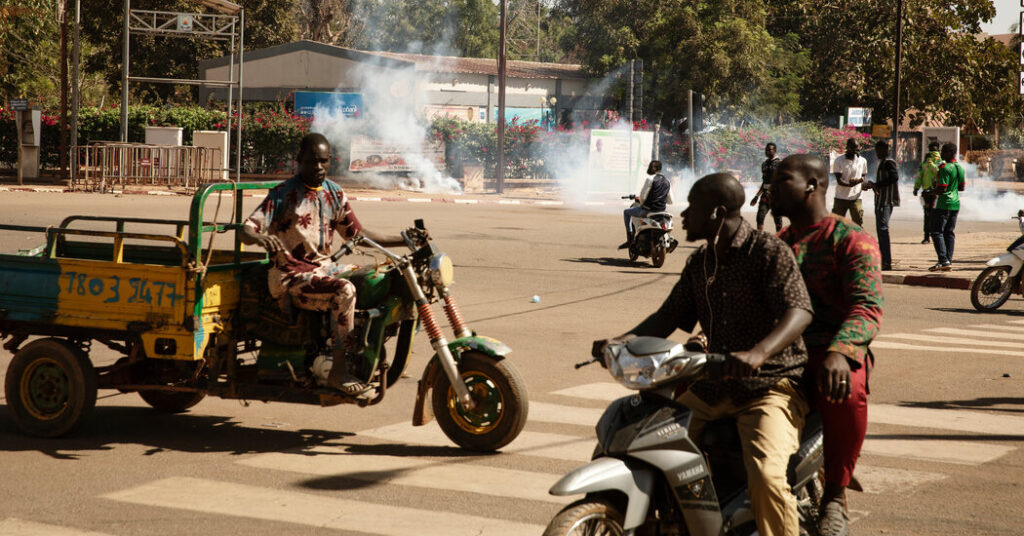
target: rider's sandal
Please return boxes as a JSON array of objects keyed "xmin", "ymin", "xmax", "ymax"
[{"xmin": 329, "ymin": 373, "xmax": 371, "ymax": 396}]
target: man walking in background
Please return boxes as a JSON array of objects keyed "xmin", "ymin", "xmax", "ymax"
[
  {"xmin": 752, "ymin": 142, "xmax": 785, "ymax": 232},
  {"xmin": 831, "ymin": 139, "xmax": 867, "ymax": 226},
  {"xmin": 913, "ymin": 142, "xmax": 941, "ymax": 244},
  {"xmin": 929, "ymin": 143, "xmax": 965, "ymax": 271},
  {"xmin": 865, "ymin": 140, "xmax": 900, "ymax": 271}
]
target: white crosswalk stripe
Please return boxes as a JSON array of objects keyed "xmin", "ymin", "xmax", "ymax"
[
  {"xmin": 871, "ymin": 340, "xmax": 1024, "ymax": 357},
  {"xmin": 358, "ymin": 421, "xmax": 595, "ymax": 461},
  {"xmin": 879, "ymin": 332, "xmax": 1021, "ymax": 349},
  {"xmin": 238, "ymin": 447, "xmax": 568, "ymax": 504},
  {"xmin": 103, "ymin": 477, "xmax": 545, "ymax": 535},
  {"xmin": 919, "ymin": 327, "xmax": 1022, "ymax": 341},
  {"xmin": 0, "ymin": 519, "xmax": 114, "ymax": 536}
]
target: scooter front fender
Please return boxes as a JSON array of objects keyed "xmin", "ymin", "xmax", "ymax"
[
  {"xmin": 985, "ymin": 253, "xmax": 1024, "ymax": 276},
  {"xmin": 550, "ymin": 456, "xmax": 656, "ymax": 530}
]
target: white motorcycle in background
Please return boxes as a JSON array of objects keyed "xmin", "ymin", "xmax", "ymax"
[
  {"xmin": 970, "ymin": 209, "xmax": 1024, "ymax": 312},
  {"xmin": 622, "ymin": 195, "xmax": 679, "ymax": 268}
]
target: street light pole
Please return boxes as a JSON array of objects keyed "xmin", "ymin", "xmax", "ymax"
[
  {"xmin": 497, "ymin": 0, "xmax": 507, "ymax": 194},
  {"xmin": 892, "ymin": 0, "xmax": 904, "ymax": 157}
]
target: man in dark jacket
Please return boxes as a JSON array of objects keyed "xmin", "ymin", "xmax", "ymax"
[
  {"xmin": 865, "ymin": 140, "xmax": 899, "ymax": 271},
  {"xmin": 619, "ymin": 160, "xmax": 674, "ymax": 249}
]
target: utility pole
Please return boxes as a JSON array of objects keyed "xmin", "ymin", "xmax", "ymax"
[
  {"xmin": 59, "ymin": 0, "xmax": 69, "ymax": 183},
  {"xmin": 892, "ymin": 0, "xmax": 904, "ymax": 158},
  {"xmin": 687, "ymin": 90, "xmax": 695, "ymax": 172},
  {"xmin": 121, "ymin": 0, "xmax": 130, "ymax": 142},
  {"xmin": 71, "ymin": 0, "xmax": 81, "ymax": 188},
  {"xmin": 497, "ymin": 0, "xmax": 507, "ymax": 194}
]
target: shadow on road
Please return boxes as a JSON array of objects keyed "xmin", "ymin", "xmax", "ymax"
[
  {"xmin": 0, "ymin": 405, "xmax": 352, "ymax": 459},
  {"xmin": 928, "ymin": 306, "xmax": 1024, "ymax": 317},
  {"xmin": 900, "ymin": 397, "xmax": 1024, "ymax": 414},
  {"xmin": 867, "ymin": 432, "xmax": 1024, "ymax": 442}
]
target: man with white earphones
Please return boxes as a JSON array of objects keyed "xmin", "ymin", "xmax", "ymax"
[{"xmin": 593, "ymin": 173, "xmax": 813, "ymax": 536}]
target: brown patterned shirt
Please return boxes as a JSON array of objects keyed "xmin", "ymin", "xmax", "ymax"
[{"xmin": 655, "ymin": 220, "xmax": 811, "ymax": 404}]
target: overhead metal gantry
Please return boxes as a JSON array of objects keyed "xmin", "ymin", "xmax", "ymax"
[{"xmin": 120, "ymin": 0, "xmax": 244, "ymax": 181}]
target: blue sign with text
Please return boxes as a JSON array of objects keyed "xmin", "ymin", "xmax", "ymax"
[{"xmin": 294, "ymin": 92, "xmax": 363, "ymax": 119}]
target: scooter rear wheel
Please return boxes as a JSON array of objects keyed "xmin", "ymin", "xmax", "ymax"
[
  {"xmin": 650, "ymin": 243, "xmax": 666, "ymax": 268},
  {"xmin": 970, "ymin": 266, "xmax": 1014, "ymax": 312},
  {"xmin": 544, "ymin": 496, "xmax": 625, "ymax": 536}
]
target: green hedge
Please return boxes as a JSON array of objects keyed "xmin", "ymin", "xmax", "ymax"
[{"xmin": 0, "ymin": 104, "xmax": 310, "ymax": 174}]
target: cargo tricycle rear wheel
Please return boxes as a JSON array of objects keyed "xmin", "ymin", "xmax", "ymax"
[{"xmin": 4, "ymin": 338, "xmax": 97, "ymax": 437}]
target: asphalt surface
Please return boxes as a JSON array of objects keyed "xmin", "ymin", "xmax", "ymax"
[{"xmin": 0, "ymin": 191, "xmax": 1022, "ymax": 535}]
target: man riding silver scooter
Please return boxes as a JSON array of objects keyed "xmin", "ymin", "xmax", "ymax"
[
  {"xmin": 620, "ymin": 161, "xmax": 679, "ymax": 267},
  {"xmin": 545, "ymin": 337, "xmax": 824, "ymax": 536},
  {"xmin": 572, "ymin": 173, "xmax": 817, "ymax": 536}
]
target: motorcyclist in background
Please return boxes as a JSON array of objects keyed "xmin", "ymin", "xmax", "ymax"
[{"xmin": 619, "ymin": 160, "xmax": 674, "ymax": 249}]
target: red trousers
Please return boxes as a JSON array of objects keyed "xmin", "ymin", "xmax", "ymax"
[{"xmin": 806, "ymin": 347, "xmax": 869, "ymax": 488}]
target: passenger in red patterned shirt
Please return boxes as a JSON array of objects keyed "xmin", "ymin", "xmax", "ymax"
[
  {"xmin": 240, "ymin": 133, "xmax": 405, "ymax": 395},
  {"xmin": 771, "ymin": 154, "xmax": 883, "ymax": 536}
]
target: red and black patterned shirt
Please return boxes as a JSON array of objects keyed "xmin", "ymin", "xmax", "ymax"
[
  {"xmin": 655, "ymin": 220, "xmax": 812, "ymax": 404},
  {"xmin": 778, "ymin": 214, "xmax": 883, "ymax": 367}
]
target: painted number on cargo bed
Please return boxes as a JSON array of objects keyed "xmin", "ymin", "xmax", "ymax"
[{"xmin": 63, "ymin": 272, "xmax": 183, "ymax": 307}]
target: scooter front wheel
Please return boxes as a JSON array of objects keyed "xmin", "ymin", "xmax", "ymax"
[
  {"xmin": 970, "ymin": 266, "xmax": 1014, "ymax": 312},
  {"xmin": 544, "ymin": 496, "xmax": 626, "ymax": 536},
  {"xmin": 431, "ymin": 351, "xmax": 528, "ymax": 451}
]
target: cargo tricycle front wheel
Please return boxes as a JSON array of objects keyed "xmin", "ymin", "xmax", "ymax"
[{"xmin": 4, "ymin": 338, "xmax": 97, "ymax": 437}]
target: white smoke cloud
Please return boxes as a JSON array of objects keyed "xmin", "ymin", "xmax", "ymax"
[{"xmin": 310, "ymin": 10, "xmax": 462, "ymax": 194}]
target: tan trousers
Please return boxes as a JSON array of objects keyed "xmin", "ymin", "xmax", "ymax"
[{"xmin": 678, "ymin": 379, "xmax": 809, "ymax": 536}]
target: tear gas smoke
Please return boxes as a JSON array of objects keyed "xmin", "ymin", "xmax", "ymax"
[{"xmin": 310, "ymin": 14, "xmax": 462, "ymax": 194}]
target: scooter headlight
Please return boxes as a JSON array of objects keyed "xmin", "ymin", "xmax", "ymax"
[
  {"xmin": 428, "ymin": 253, "xmax": 454, "ymax": 287},
  {"xmin": 607, "ymin": 342, "xmax": 691, "ymax": 389}
]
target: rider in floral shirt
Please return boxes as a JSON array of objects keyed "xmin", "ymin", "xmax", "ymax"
[
  {"xmin": 771, "ymin": 154, "xmax": 883, "ymax": 536},
  {"xmin": 241, "ymin": 133, "xmax": 404, "ymax": 395}
]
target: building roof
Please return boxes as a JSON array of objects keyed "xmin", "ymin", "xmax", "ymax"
[
  {"xmin": 364, "ymin": 50, "xmax": 587, "ymax": 80},
  {"xmin": 199, "ymin": 39, "xmax": 587, "ymax": 80},
  {"xmin": 979, "ymin": 32, "xmax": 1016, "ymax": 48}
]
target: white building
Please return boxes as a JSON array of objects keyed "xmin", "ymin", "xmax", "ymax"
[{"xmin": 198, "ymin": 40, "xmax": 602, "ymax": 126}]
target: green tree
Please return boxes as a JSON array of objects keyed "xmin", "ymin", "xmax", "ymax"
[
  {"xmin": 352, "ymin": 0, "xmax": 499, "ymax": 58},
  {"xmin": 81, "ymin": 0, "xmax": 299, "ymax": 104},
  {"xmin": 765, "ymin": 0, "xmax": 1010, "ymax": 129},
  {"xmin": 555, "ymin": 0, "xmax": 791, "ymax": 123}
]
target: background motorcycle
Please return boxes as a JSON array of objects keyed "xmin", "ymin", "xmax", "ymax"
[
  {"xmin": 544, "ymin": 337, "xmax": 824, "ymax": 536},
  {"xmin": 970, "ymin": 209, "xmax": 1024, "ymax": 312},
  {"xmin": 623, "ymin": 195, "xmax": 679, "ymax": 268}
]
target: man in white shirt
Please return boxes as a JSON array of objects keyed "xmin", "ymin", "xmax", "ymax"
[{"xmin": 831, "ymin": 138, "xmax": 867, "ymax": 226}]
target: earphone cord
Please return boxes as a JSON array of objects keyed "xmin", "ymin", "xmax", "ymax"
[{"xmin": 702, "ymin": 216, "xmax": 726, "ymax": 350}]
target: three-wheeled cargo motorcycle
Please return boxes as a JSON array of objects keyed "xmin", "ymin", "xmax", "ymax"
[{"xmin": 0, "ymin": 182, "xmax": 528, "ymax": 451}]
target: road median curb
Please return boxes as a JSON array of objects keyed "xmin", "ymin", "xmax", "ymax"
[{"xmin": 882, "ymin": 273, "xmax": 972, "ymax": 289}]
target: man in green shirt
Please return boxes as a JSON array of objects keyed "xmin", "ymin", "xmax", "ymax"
[
  {"xmin": 929, "ymin": 143, "xmax": 965, "ymax": 271},
  {"xmin": 913, "ymin": 142, "xmax": 941, "ymax": 244}
]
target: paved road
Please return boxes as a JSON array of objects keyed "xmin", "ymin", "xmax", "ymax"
[{"xmin": 1, "ymin": 192, "xmax": 1022, "ymax": 535}]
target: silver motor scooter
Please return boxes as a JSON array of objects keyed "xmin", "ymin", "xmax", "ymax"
[
  {"xmin": 970, "ymin": 209, "xmax": 1024, "ymax": 312},
  {"xmin": 544, "ymin": 337, "xmax": 824, "ymax": 536},
  {"xmin": 623, "ymin": 195, "xmax": 679, "ymax": 268}
]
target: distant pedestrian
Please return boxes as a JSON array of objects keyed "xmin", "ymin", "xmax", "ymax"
[
  {"xmin": 913, "ymin": 142, "xmax": 941, "ymax": 244},
  {"xmin": 831, "ymin": 139, "xmax": 867, "ymax": 226},
  {"xmin": 751, "ymin": 142, "xmax": 785, "ymax": 232},
  {"xmin": 929, "ymin": 143, "xmax": 965, "ymax": 272},
  {"xmin": 865, "ymin": 140, "xmax": 900, "ymax": 271}
]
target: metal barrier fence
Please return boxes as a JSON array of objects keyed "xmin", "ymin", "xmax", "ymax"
[{"xmin": 75, "ymin": 143, "xmax": 228, "ymax": 191}]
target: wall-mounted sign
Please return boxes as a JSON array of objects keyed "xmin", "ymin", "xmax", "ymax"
[
  {"xmin": 871, "ymin": 124, "xmax": 891, "ymax": 138},
  {"xmin": 177, "ymin": 14, "xmax": 194, "ymax": 31},
  {"xmin": 847, "ymin": 107, "xmax": 872, "ymax": 127},
  {"xmin": 294, "ymin": 91, "xmax": 363, "ymax": 119}
]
